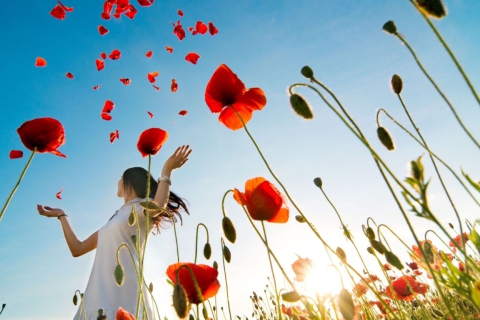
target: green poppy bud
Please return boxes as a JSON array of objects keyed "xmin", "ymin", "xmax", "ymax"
[
  {"xmin": 301, "ymin": 66, "xmax": 314, "ymax": 79},
  {"xmin": 223, "ymin": 245, "xmax": 232, "ymax": 263},
  {"xmin": 202, "ymin": 306, "xmax": 208, "ymax": 319},
  {"xmin": 365, "ymin": 227, "xmax": 375, "ymax": 240},
  {"xmin": 382, "ymin": 20, "xmax": 397, "ymax": 35},
  {"xmin": 281, "ymin": 291, "xmax": 301, "ymax": 302},
  {"xmin": 149, "ymin": 282, "xmax": 154, "ymax": 293},
  {"xmin": 410, "ymin": 156, "xmax": 424, "ymax": 181},
  {"xmin": 189, "ymin": 314, "xmax": 195, "ymax": 320},
  {"xmin": 415, "ymin": 0, "xmax": 446, "ymax": 19},
  {"xmin": 377, "ymin": 127, "xmax": 395, "ymax": 151},
  {"xmin": 448, "ymin": 223, "xmax": 454, "ymax": 229},
  {"xmin": 423, "ymin": 241, "xmax": 434, "ymax": 263},
  {"xmin": 213, "ymin": 261, "xmax": 218, "ymax": 269},
  {"xmin": 313, "ymin": 177, "xmax": 322, "ymax": 189},
  {"xmin": 385, "ymin": 251, "xmax": 404, "ymax": 270},
  {"xmin": 222, "ymin": 217, "xmax": 237, "ymax": 243},
  {"xmin": 370, "ymin": 240, "xmax": 387, "ymax": 255},
  {"xmin": 114, "ymin": 264, "xmax": 124, "ymax": 286},
  {"xmin": 73, "ymin": 293, "xmax": 78, "ymax": 306},
  {"xmin": 367, "ymin": 247, "xmax": 374, "ymax": 254},
  {"xmin": 295, "ymin": 215, "xmax": 306, "ymax": 223},
  {"xmin": 336, "ymin": 247, "xmax": 347, "ymax": 264},
  {"xmin": 173, "ymin": 284, "xmax": 188, "ymax": 319},
  {"xmin": 290, "ymin": 94, "xmax": 313, "ymax": 120},
  {"xmin": 131, "ymin": 235, "xmax": 137, "ymax": 248},
  {"xmin": 203, "ymin": 243, "xmax": 212, "ymax": 260},
  {"xmin": 97, "ymin": 308, "xmax": 106, "ymax": 320},
  {"xmin": 338, "ymin": 289, "xmax": 355, "ymax": 320},
  {"xmin": 128, "ymin": 207, "xmax": 137, "ymax": 226},
  {"xmin": 390, "ymin": 74, "xmax": 403, "ymax": 94}
]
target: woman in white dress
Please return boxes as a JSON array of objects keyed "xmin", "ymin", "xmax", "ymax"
[{"xmin": 37, "ymin": 145, "xmax": 192, "ymax": 320}]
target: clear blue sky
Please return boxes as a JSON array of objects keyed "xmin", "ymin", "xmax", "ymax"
[{"xmin": 1, "ymin": 1, "xmax": 480, "ymax": 319}]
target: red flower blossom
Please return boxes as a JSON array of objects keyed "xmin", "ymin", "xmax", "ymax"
[
  {"xmin": 459, "ymin": 262, "xmax": 465, "ymax": 272},
  {"xmin": 152, "ymin": 85, "xmax": 160, "ymax": 91},
  {"xmin": 66, "ymin": 72, "xmax": 74, "ymax": 79},
  {"xmin": 410, "ymin": 240, "xmax": 443, "ymax": 278},
  {"xmin": 17, "ymin": 117, "xmax": 66, "ymax": 158},
  {"xmin": 109, "ymin": 49, "xmax": 121, "ymax": 60},
  {"xmin": 166, "ymin": 46, "xmax": 173, "ymax": 53},
  {"xmin": 9, "ymin": 150, "xmax": 23, "ymax": 159},
  {"xmin": 56, "ymin": 188, "xmax": 63, "ymax": 200},
  {"xmin": 137, "ymin": 0, "xmax": 153, "ymax": 7},
  {"xmin": 205, "ymin": 64, "xmax": 267, "ymax": 130},
  {"xmin": 100, "ymin": 52, "xmax": 107, "ymax": 59},
  {"xmin": 166, "ymin": 262, "xmax": 220, "ymax": 304},
  {"xmin": 147, "ymin": 111, "xmax": 153, "ymax": 118},
  {"xmin": 98, "ymin": 25, "xmax": 109, "ymax": 36},
  {"xmin": 353, "ymin": 282, "xmax": 368, "ymax": 297},
  {"xmin": 369, "ymin": 300, "xmax": 390, "ymax": 315},
  {"xmin": 110, "ymin": 130, "xmax": 120, "ymax": 143},
  {"xmin": 120, "ymin": 78, "xmax": 131, "ymax": 85},
  {"xmin": 178, "ymin": 9, "xmax": 183, "ymax": 16},
  {"xmin": 35, "ymin": 57, "xmax": 47, "ymax": 67},
  {"xmin": 208, "ymin": 22, "xmax": 218, "ymax": 35},
  {"xmin": 185, "ymin": 52, "xmax": 200, "ymax": 64},
  {"xmin": 171, "ymin": 79, "xmax": 178, "ymax": 92},
  {"xmin": 172, "ymin": 21, "xmax": 185, "ymax": 40},
  {"xmin": 291, "ymin": 257, "xmax": 314, "ymax": 282},
  {"xmin": 385, "ymin": 276, "xmax": 428, "ymax": 301},
  {"xmin": 148, "ymin": 71, "xmax": 159, "ymax": 83},
  {"xmin": 137, "ymin": 128, "xmax": 168, "ymax": 157},
  {"xmin": 383, "ymin": 263, "xmax": 392, "ymax": 271},
  {"xmin": 93, "ymin": 85, "xmax": 101, "ymax": 90},
  {"xmin": 179, "ymin": 110, "xmax": 188, "ymax": 116},
  {"xmin": 195, "ymin": 21, "xmax": 208, "ymax": 34},
  {"xmin": 116, "ymin": 307, "xmax": 135, "ymax": 320},
  {"xmin": 449, "ymin": 232, "xmax": 469, "ymax": 249},
  {"xmin": 50, "ymin": 1, "xmax": 73, "ymax": 20},
  {"xmin": 145, "ymin": 50, "xmax": 153, "ymax": 58},
  {"xmin": 233, "ymin": 177, "xmax": 289, "ymax": 222},
  {"xmin": 96, "ymin": 59, "xmax": 105, "ymax": 71},
  {"xmin": 125, "ymin": 5, "xmax": 137, "ymax": 19}
]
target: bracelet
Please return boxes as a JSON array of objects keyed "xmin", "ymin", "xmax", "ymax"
[
  {"xmin": 57, "ymin": 214, "xmax": 68, "ymax": 219},
  {"xmin": 158, "ymin": 175, "xmax": 171, "ymax": 186}
]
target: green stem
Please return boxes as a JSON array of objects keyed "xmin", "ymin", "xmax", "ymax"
[
  {"xmin": 221, "ymin": 190, "xmax": 234, "ymax": 218},
  {"xmin": 221, "ymin": 238, "xmax": 233, "ymax": 320},
  {"xmin": 260, "ymin": 221, "xmax": 281, "ymax": 320},
  {"xmin": 175, "ymin": 265, "xmax": 209, "ymax": 320},
  {"xmin": 194, "ymin": 223, "xmax": 210, "ymax": 264},
  {"xmin": 0, "ymin": 148, "xmax": 36, "ymax": 223}
]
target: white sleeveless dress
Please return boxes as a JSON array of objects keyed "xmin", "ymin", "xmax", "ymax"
[{"xmin": 73, "ymin": 198, "xmax": 158, "ymax": 320}]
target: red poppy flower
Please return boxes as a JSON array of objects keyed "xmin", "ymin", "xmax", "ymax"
[
  {"xmin": 110, "ymin": 130, "xmax": 120, "ymax": 143},
  {"xmin": 9, "ymin": 150, "xmax": 23, "ymax": 159},
  {"xmin": 172, "ymin": 21, "xmax": 185, "ymax": 41},
  {"xmin": 449, "ymin": 232, "xmax": 469, "ymax": 249},
  {"xmin": 109, "ymin": 49, "xmax": 121, "ymax": 60},
  {"xmin": 147, "ymin": 71, "xmax": 159, "ymax": 83},
  {"xmin": 100, "ymin": 52, "xmax": 107, "ymax": 59},
  {"xmin": 137, "ymin": 0, "xmax": 153, "ymax": 6},
  {"xmin": 152, "ymin": 85, "xmax": 160, "ymax": 91},
  {"xmin": 178, "ymin": 9, "xmax": 183, "ymax": 16},
  {"xmin": 93, "ymin": 85, "xmax": 101, "ymax": 90},
  {"xmin": 171, "ymin": 79, "xmax": 178, "ymax": 92},
  {"xmin": 385, "ymin": 276, "xmax": 428, "ymax": 301},
  {"xmin": 145, "ymin": 50, "xmax": 153, "ymax": 58},
  {"xmin": 120, "ymin": 78, "xmax": 131, "ymax": 85},
  {"xmin": 205, "ymin": 64, "xmax": 267, "ymax": 130},
  {"xmin": 56, "ymin": 188, "xmax": 63, "ymax": 200},
  {"xmin": 50, "ymin": 1, "xmax": 73, "ymax": 20},
  {"xmin": 116, "ymin": 307, "xmax": 135, "ymax": 320},
  {"xmin": 98, "ymin": 25, "xmax": 109, "ymax": 36},
  {"xmin": 166, "ymin": 262, "xmax": 220, "ymax": 304},
  {"xmin": 17, "ymin": 117, "xmax": 66, "ymax": 158},
  {"xmin": 137, "ymin": 128, "xmax": 168, "ymax": 157},
  {"xmin": 125, "ymin": 5, "xmax": 137, "ymax": 19},
  {"xmin": 291, "ymin": 257, "xmax": 314, "ymax": 282},
  {"xmin": 166, "ymin": 46, "xmax": 173, "ymax": 53},
  {"xmin": 66, "ymin": 72, "xmax": 74, "ymax": 79},
  {"xmin": 233, "ymin": 177, "xmax": 289, "ymax": 222},
  {"xmin": 35, "ymin": 57, "xmax": 47, "ymax": 67},
  {"xmin": 353, "ymin": 282, "xmax": 368, "ymax": 297},
  {"xmin": 383, "ymin": 263, "xmax": 392, "ymax": 271},
  {"xmin": 185, "ymin": 52, "xmax": 200, "ymax": 64},
  {"xmin": 208, "ymin": 22, "xmax": 218, "ymax": 35},
  {"xmin": 179, "ymin": 110, "xmax": 187, "ymax": 116},
  {"xmin": 147, "ymin": 111, "xmax": 153, "ymax": 118},
  {"xmin": 96, "ymin": 59, "xmax": 105, "ymax": 71}
]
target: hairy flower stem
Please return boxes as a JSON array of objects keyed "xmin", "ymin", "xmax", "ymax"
[
  {"xmin": 194, "ymin": 223, "xmax": 210, "ymax": 264},
  {"xmin": 409, "ymin": 0, "xmax": 480, "ymax": 108},
  {"xmin": 0, "ymin": 148, "xmax": 36, "ymax": 224},
  {"xmin": 260, "ymin": 221, "xmax": 282, "ymax": 320},
  {"xmin": 391, "ymin": 32, "xmax": 480, "ymax": 149},
  {"xmin": 220, "ymin": 238, "xmax": 233, "ymax": 320},
  {"xmin": 221, "ymin": 190, "xmax": 233, "ymax": 218}
]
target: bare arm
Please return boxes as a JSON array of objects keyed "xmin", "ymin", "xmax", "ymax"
[{"xmin": 37, "ymin": 205, "xmax": 98, "ymax": 257}]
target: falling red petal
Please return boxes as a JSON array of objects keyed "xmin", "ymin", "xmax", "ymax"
[
  {"xmin": 146, "ymin": 51, "xmax": 153, "ymax": 58},
  {"xmin": 35, "ymin": 57, "xmax": 47, "ymax": 67},
  {"xmin": 101, "ymin": 0, "xmax": 112, "ymax": 20},
  {"xmin": 195, "ymin": 21, "xmax": 208, "ymax": 35},
  {"xmin": 93, "ymin": 85, "xmax": 101, "ymax": 90},
  {"xmin": 166, "ymin": 46, "xmax": 173, "ymax": 53},
  {"xmin": 152, "ymin": 85, "xmax": 160, "ymax": 91},
  {"xmin": 96, "ymin": 59, "xmax": 105, "ymax": 71},
  {"xmin": 98, "ymin": 25, "xmax": 109, "ymax": 36},
  {"xmin": 137, "ymin": 0, "xmax": 154, "ymax": 6},
  {"xmin": 172, "ymin": 21, "xmax": 185, "ymax": 41},
  {"xmin": 109, "ymin": 49, "xmax": 121, "ymax": 60},
  {"xmin": 188, "ymin": 27, "xmax": 193, "ymax": 32},
  {"xmin": 101, "ymin": 113, "xmax": 112, "ymax": 121},
  {"xmin": 171, "ymin": 79, "xmax": 178, "ymax": 92},
  {"xmin": 50, "ymin": 5, "xmax": 66, "ymax": 20},
  {"xmin": 66, "ymin": 72, "xmax": 74, "ymax": 79},
  {"xmin": 56, "ymin": 188, "xmax": 63, "ymax": 200},
  {"xmin": 179, "ymin": 110, "xmax": 188, "ymax": 116},
  {"xmin": 102, "ymin": 100, "xmax": 115, "ymax": 113},
  {"xmin": 120, "ymin": 78, "xmax": 131, "ymax": 85},
  {"xmin": 208, "ymin": 22, "xmax": 218, "ymax": 35},
  {"xmin": 57, "ymin": 1, "xmax": 74, "ymax": 12},
  {"xmin": 148, "ymin": 71, "xmax": 159, "ymax": 83},
  {"xmin": 178, "ymin": 9, "xmax": 183, "ymax": 16},
  {"xmin": 148, "ymin": 111, "xmax": 154, "ymax": 118},
  {"xmin": 9, "ymin": 150, "xmax": 23, "ymax": 159},
  {"xmin": 100, "ymin": 52, "xmax": 107, "ymax": 59},
  {"xmin": 185, "ymin": 52, "xmax": 200, "ymax": 64},
  {"xmin": 110, "ymin": 130, "xmax": 119, "ymax": 143},
  {"xmin": 125, "ymin": 5, "xmax": 137, "ymax": 19}
]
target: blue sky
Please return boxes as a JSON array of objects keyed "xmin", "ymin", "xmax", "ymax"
[{"xmin": 1, "ymin": 1, "xmax": 480, "ymax": 319}]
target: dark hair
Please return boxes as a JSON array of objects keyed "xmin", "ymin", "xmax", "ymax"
[{"xmin": 122, "ymin": 167, "xmax": 189, "ymax": 233}]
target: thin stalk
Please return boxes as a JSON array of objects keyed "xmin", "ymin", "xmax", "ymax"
[
  {"xmin": 221, "ymin": 238, "xmax": 233, "ymax": 320},
  {"xmin": 194, "ymin": 223, "xmax": 210, "ymax": 264},
  {"xmin": 221, "ymin": 190, "xmax": 234, "ymax": 217}
]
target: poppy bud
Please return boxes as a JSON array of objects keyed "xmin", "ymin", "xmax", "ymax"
[
  {"xmin": 97, "ymin": 309, "xmax": 106, "ymax": 320},
  {"xmin": 202, "ymin": 306, "xmax": 208, "ymax": 319},
  {"xmin": 149, "ymin": 282, "xmax": 154, "ymax": 293},
  {"xmin": 281, "ymin": 291, "xmax": 301, "ymax": 302},
  {"xmin": 203, "ymin": 243, "xmax": 212, "ymax": 260},
  {"xmin": 338, "ymin": 289, "xmax": 355, "ymax": 320},
  {"xmin": 367, "ymin": 247, "xmax": 374, "ymax": 254},
  {"xmin": 131, "ymin": 235, "xmax": 137, "ymax": 248},
  {"xmin": 382, "ymin": 20, "xmax": 397, "ymax": 35},
  {"xmin": 290, "ymin": 94, "xmax": 313, "ymax": 120},
  {"xmin": 431, "ymin": 309, "xmax": 444, "ymax": 318},
  {"xmin": 300, "ymin": 66, "xmax": 314, "ymax": 79},
  {"xmin": 423, "ymin": 241, "xmax": 434, "ymax": 263},
  {"xmin": 410, "ymin": 156, "xmax": 424, "ymax": 181},
  {"xmin": 385, "ymin": 251, "xmax": 404, "ymax": 270},
  {"xmin": 128, "ymin": 207, "xmax": 137, "ymax": 226},
  {"xmin": 73, "ymin": 293, "xmax": 78, "ymax": 306},
  {"xmin": 114, "ymin": 264, "xmax": 124, "ymax": 286},
  {"xmin": 189, "ymin": 314, "xmax": 195, "ymax": 320},
  {"xmin": 295, "ymin": 215, "xmax": 306, "ymax": 223},
  {"xmin": 336, "ymin": 247, "xmax": 347, "ymax": 264},
  {"xmin": 222, "ymin": 217, "xmax": 236, "ymax": 243},
  {"xmin": 390, "ymin": 74, "xmax": 403, "ymax": 94},
  {"xmin": 370, "ymin": 240, "xmax": 387, "ymax": 255},
  {"xmin": 365, "ymin": 227, "xmax": 375, "ymax": 240},
  {"xmin": 313, "ymin": 177, "xmax": 322, "ymax": 189},
  {"xmin": 213, "ymin": 261, "xmax": 218, "ymax": 269},
  {"xmin": 415, "ymin": 0, "xmax": 446, "ymax": 19},
  {"xmin": 448, "ymin": 223, "xmax": 454, "ymax": 229},
  {"xmin": 377, "ymin": 127, "xmax": 395, "ymax": 151},
  {"xmin": 223, "ymin": 245, "xmax": 232, "ymax": 263},
  {"xmin": 173, "ymin": 284, "xmax": 188, "ymax": 319}
]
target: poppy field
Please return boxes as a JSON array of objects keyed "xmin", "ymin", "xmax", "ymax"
[{"xmin": 1, "ymin": 0, "xmax": 480, "ymax": 320}]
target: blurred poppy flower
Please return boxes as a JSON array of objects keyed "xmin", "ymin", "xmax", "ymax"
[
  {"xmin": 120, "ymin": 78, "xmax": 131, "ymax": 85},
  {"xmin": 100, "ymin": 52, "xmax": 107, "ymax": 59},
  {"xmin": 109, "ymin": 49, "xmax": 121, "ymax": 60},
  {"xmin": 166, "ymin": 46, "xmax": 173, "ymax": 53},
  {"xmin": 147, "ymin": 111, "xmax": 153, "ymax": 118},
  {"xmin": 171, "ymin": 79, "xmax": 178, "ymax": 92},
  {"xmin": 148, "ymin": 71, "xmax": 159, "ymax": 83},
  {"xmin": 152, "ymin": 85, "xmax": 160, "ymax": 91},
  {"xmin": 178, "ymin": 9, "xmax": 183, "ymax": 16},
  {"xmin": 291, "ymin": 257, "xmax": 314, "ymax": 282},
  {"xmin": 146, "ymin": 50, "xmax": 153, "ymax": 58},
  {"xmin": 233, "ymin": 177, "xmax": 288, "ymax": 222},
  {"xmin": 35, "ymin": 57, "xmax": 47, "ymax": 67},
  {"xmin": 9, "ymin": 150, "xmax": 23, "ymax": 159},
  {"xmin": 172, "ymin": 21, "xmax": 185, "ymax": 40},
  {"xmin": 17, "ymin": 117, "xmax": 66, "ymax": 158},
  {"xmin": 385, "ymin": 276, "xmax": 428, "ymax": 301},
  {"xmin": 137, "ymin": 0, "xmax": 153, "ymax": 6},
  {"xmin": 383, "ymin": 263, "xmax": 392, "ymax": 271},
  {"xmin": 195, "ymin": 21, "xmax": 208, "ymax": 34},
  {"xmin": 353, "ymin": 282, "xmax": 368, "ymax": 297},
  {"xmin": 93, "ymin": 85, "xmax": 101, "ymax": 90},
  {"xmin": 185, "ymin": 52, "xmax": 200, "ymax": 64},
  {"xmin": 410, "ymin": 240, "xmax": 442, "ymax": 278},
  {"xmin": 137, "ymin": 128, "xmax": 168, "ymax": 157},
  {"xmin": 56, "ymin": 188, "xmax": 63, "ymax": 200},
  {"xmin": 98, "ymin": 25, "xmax": 109, "ymax": 35},
  {"xmin": 110, "ymin": 130, "xmax": 119, "ymax": 143},
  {"xmin": 449, "ymin": 232, "xmax": 469, "ymax": 249},
  {"xmin": 96, "ymin": 59, "xmax": 105, "ymax": 71},
  {"xmin": 205, "ymin": 64, "xmax": 267, "ymax": 130},
  {"xmin": 50, "ymin": 1, "xmax": 73, "ymax": 20},
  {"xmin": 166, "ymin": 262, "xmax": 220, "ymax": 304},
  {"xmin": 208, "ymin": 22, "xmax": 218, "ymax": 35},
  {"xmin": 116, "ymin": 307, "xmax": 135, "ymax": 320},
  {"xmin": 179, "ymin": 110, "xmax": 187, "ymax": 116},
  {"xmin": 459, "ymin": 262, "xmax": 465, "ymax": 272},
  {"xmin": 66, "ymin": 72, "xmax": 74, "ymax": 79}
]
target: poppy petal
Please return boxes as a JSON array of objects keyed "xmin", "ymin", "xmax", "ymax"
[
  {"xmin": 244, "ymin": 177, "xmax": 267, "ymax": 200},
  {"xmin": 116, "ymin": 307, "xmax": 135, "ymax": 320},
  {"xmin": 137, "ymin": 0, "xmax": 154, "ymax": 7},
  {"xmin": 137, "ymin": 128, "xmax": 168, "ymax": 157},
  {"xmin": 268, "ymin": 205, "xmax": 289, "ymax": 223},
  {"xmin": 166, "ymin": 46, "xmax": 173, "ymax": 53},
  {"xmin": 100, "ymin": 52, "xmax": 107, "ymax": 59},
  {"xmin": 92, "ymin": 85, "xmax": 101, "ymax": 90},
  {"xmin": 147, "ymin": 111, "xmax": 153, "ymax": 118},
  {"xmin": 248, "ymin": 181, "xmax": 283, "ymax": 221},
  {"xmin": 146, "ymin": 50, "xmax": 153, "ymax": 58},
  {"xmin": 218, "ymin": 104, "xmax": 253, "ymax": 130},
  {"xmin": 235, "ymin": 88, "xmax": 267, "ymax": 111},
  {"xmin": 185, "ymin": 52, "xmax": 200, "ymax": 64},
  {"xmin": 110, "ymin": 130, "xmax": 119, "ymax": 143},
  {"xmin": 66, "ymin": 72, "xmax": 74, "ymax": 79},
  {"xmin": 178, "ymin": 9, "xmax": 183, "ymax": 16},
  {"xmin": 48, "ymin": 149, "xmax": 67, "ymax": 158},
  {"xmin": 233, "ymin": 188, "xmax": 247, "ymax": 206},
  {"xmin": 208, "ymin": 22, "xmax": 218, "ymax": 35},
  {"xmin": 195, "ymin": 21, "xmax": 208, "ymax": 34},
  {"xmin": 56, "ymin": 188, "xmax": 63, "ymax": 200},
  {"xmin": 9, "ymin": 150, "xmax": 23, "ymax": 159},
  {"xmin": 101, "ymin": 113, "xmax": 112, "ymax": 121},
  {"xmin": 50, "ymin": 5, "xmax": 66, "ymax": 20},
  {"xmin": 171, "ymin": 79, "xmax": 178, "ymax": 92},
  {"xmin": 172, "ymin": 21, "xmax": 186, "ymax": 41},
  {"xmin": 152, "ymin": 85, "xmax": 160, "ymax": 91},
  {"xmin": 98, "ymin": 25, "xmax": 109, "ymax": 36},
  {"xmin": 125, "ymin": 5, "xmax": 137, "ymax": 19},
  {"xmin": 109, "ymin": 49, "xmax": 121, "ymax": 60},
  {"xmin": 205, "ymin": 64, "xmax": 246, "ymax": 113},
  {"xmin": 120, "ymin": 78, "xmax": 131, "ymax": 85},
  {"xmin": 179, "ymin": 110, "xmax": 187, "ymax": 116},
  {"xmin": 58, "ymin": 1, "xmax": 74, "ymax": 12},
  {"xmin": 96, "ymin": 59, "xmax": 105, "ymax": 71},
  {"xmin": 35, "ymin": 57, "xmax": 47, "ymax": 67},
  {"xmin": 102, "ymin": 100, "xmax": 115, "ymax": 113},
  {"xmin": 148, "ymin": 71, "xmax": 159, "ymax": 83},
  {"xmin": 17, "ymin": 117, "xmax": 66, "ymax": 156}
]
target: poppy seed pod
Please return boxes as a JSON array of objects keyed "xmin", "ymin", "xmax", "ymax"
[
  {"xmin": 223, "ymin": 245, "xmax": 232, "ymax": 263},
  {"xmin": 295, "ymin": 215, "xmax": 306, "ymax": 223},
  {"xmin": 73, "ymin": 293, "xmax": 78, "ymax": 306},
  {"xmin": 203, "ymin": 243, "xmax": 212, "ymax": 260},
  {"xmin": 281, "ymin": 291, "xmax": 301, "ymax": 302},
  {"xmin": 313, "ymin": 177, "xmax": 323, "ymax": 188},
  {"xmin": 114, "ymin": 264, "xmax": 124, "ymax": 286},
  {"xmin": 336, "ymin": 247, "xmax": 347, "ymax": 264},
  {"xmin": 382, "ymin": 20, "xmax": 397, "ymax": 35},
  {"xmin": 301, "ymin": 66, "xmax": 314, "ymax": 79},
  {"xmin": 415, "ymin": 0, "xmax": 446, "ymax": 19},
  {"xmin": 377, "ymin": 127, "xmax": 395, "ymax": 151},
  {"xmin": 173, "ymin": 284, "xmax": 188, "ymax": 319},
  {"xmin": 385, "ymin": 251, "xmax": 404, "ymax": 270},
  {"xmin": 338, "ymin": 289, "xmax": 355, "ymax": 320},
  {"xmin": 370, "ymin": 240, "xmax": 387, "ymax": 255},
  {"xmin": 390, "ymin": 74, "xmax": 403, "ymax": 94},
  {"xmin": 222, "ymin": 216, "xmax": 237, "ymax": 243},
  {"xmin": 290, "ymin": 94, "xmax": 313, "ymax": 120}
]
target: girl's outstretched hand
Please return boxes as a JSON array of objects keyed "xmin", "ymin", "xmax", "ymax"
[
  {"xmin": 162, "ymin": 145, "xmax": 192, "ymax": 173},
  {"xmin": 37, "ymin": 205, "xmax": 64, "ymax": 218}
]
